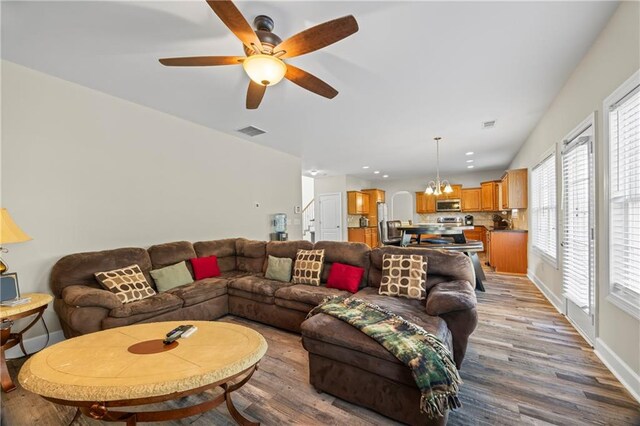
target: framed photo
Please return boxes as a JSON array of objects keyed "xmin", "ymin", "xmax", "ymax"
[{"xmin": 0, "ymin": 273, "xmax": 20, "ymax": 302}]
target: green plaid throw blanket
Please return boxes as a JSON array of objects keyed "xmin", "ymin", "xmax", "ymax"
[{"xmin": 308, "ymin": 296, "xmax": 462, "ymax": 418}]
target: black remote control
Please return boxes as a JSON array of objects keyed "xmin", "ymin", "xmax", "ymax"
[{"xmin": 166, "ymin": 325, "xmax": 193, "ymax": 337}]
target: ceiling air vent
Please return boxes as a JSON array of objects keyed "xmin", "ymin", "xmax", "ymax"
[
  {"xmin": 237, "ymin": 126, "xmax": 266, "ymax": 137},
  {"xmin": 482, "ymin": 120, "xmax": 496, "ymax": 129}
]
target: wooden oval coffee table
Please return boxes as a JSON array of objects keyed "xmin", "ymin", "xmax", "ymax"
[{"xmin": 18, "ymin": 321, "xmax": 267, "ymax": 425}]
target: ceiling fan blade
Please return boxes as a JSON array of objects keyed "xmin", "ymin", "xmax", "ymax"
[
  {"xmin": 274, "ymin": 15, "xmax": 358, "ymax": 59},
  {"xmin": 285, "ymin": 65, "xmax": 338, "ymax": 99},
  {"xmin": 159, "ymin": 56, "xmax": 244, "ymax": 66},
  {"xmin": 206, "ymin": 0, "xmax": 263, "ymax": 52},
  {"xmin": 246, "ymin": 81, "xmax": 267, "ymax": 109}
]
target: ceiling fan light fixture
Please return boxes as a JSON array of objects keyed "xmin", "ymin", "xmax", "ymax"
[{"xmin": 242, "ymin": 54, "xmax": 287, "ymax": 86}]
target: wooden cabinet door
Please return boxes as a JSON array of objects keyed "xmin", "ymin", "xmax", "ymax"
[
  {"xmin": 462, "ymin": 188, "xmax": 481, "ymax": 211},
  {"xmin": 506, "ymin": 169, "xmax": 528, "ymax": 209},
  {"xmin": 348, "ymin": 228, "xmax": 365, "ymax": 243},
  {"xmin": 445, "ymin": 184, "xmax": 462, "ymax": 200},
  {"xmin": 415, "ymin": 192, "xmax": 427, "ymax": 214},
  {"xmin": 486, "ymin": 231, "xmax": 492, "ymax": 263},
  {"xmin": 426, "ymin": 195, "xmax": 436, "ymax": 213},
  {"xmin": 364, "ymin": 228, "xmax": 373, "ymax": 247},
  {"xmin": 481, "ymin": 182, "xmax": 497, "ymax": 211},
  {"xmin": 363, "ymin": 189, "xmax": 384, "ymax": 226},
  {"xmin": 501, "ymin": 175, "xmax": 509, "ymax": 209},
  {"xmin": 361, "ymin": 193, "xmax": 370, "ymax": 214}
]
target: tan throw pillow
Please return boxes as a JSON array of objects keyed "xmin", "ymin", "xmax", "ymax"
[
  {"xmin": 94, "ymin": 264, "xmax": 156, "ymax": 304},
  {"xmin": 378, "ymin": 254, "xmax": 427, "ymax": 300},
  {"xmin": 292, "ymin": 249, "xmax": 325, "ymax": 286}
]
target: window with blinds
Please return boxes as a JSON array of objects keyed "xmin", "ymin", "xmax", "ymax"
[
  {"xmin": 531, "ymin": 154, "xmax": 557, "ymax": 263},
  {"xmin": 562, "ymin": 133, "xmax": 594, "ymax": 314},
  {"xmin": 608, "ymin": 80, "xmax": 640, "ymax": 316}
]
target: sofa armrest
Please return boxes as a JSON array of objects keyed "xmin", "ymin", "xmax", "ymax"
[
  {"xmin": 426, "ymin": 280, "xmax": 476, "ymax": 316},
  {"xmin": 61, "ymin": 285, "xmax": 122, "ymax": 310}
]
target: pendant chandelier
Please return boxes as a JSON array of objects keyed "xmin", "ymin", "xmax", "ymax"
[{"xmin": 425, "ymin": 137, "xmax": 453, "ymax": 196}]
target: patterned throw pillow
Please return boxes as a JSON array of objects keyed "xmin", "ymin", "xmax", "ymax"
[
  {"xmin": 378, "ymin": 254, "xmax": 428, "ymax": 300},
  {"xmin": 292, "ymin": 249, "xmax": 325, "ymax": 286},
  {"xmin": 94, "ymin": 264, "xmax": 156, "ymax": 304}
]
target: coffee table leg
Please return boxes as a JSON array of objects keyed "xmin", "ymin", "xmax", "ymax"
[
  {"xmin": 221, "ymin": 364, "xmax": 259, "ymax": 426},
  {"xmin": 67, "ymin": 408, "xmax": 81, "ymax": 426}
]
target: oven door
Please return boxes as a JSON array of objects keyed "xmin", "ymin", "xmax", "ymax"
[{"xmin": 436, "ymin": 199, "xmax": 462, "ymax": 212}]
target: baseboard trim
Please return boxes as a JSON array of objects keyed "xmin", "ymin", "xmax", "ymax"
[
  {"xmin": 594, "ymin": 338, "xmax": 640, "ymax": 404},
  {"xmin": 527, "ymin": 269, "xmax": 564, "ymax": 314},
  {"xmin": 5, "ymin": 330, "xmax": 65, "ymax": 359}
]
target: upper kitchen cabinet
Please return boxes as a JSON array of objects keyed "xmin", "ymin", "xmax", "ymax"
[
  {"xmin": 347, "ymin": 191, "xmax": 370, "ymax": 215},
  {"xmin": 461, "ymin": 188, "xmax": 482, "ymax": 211},
  {"xmin": 362, "ymin": 189, "xmax": 385, "ymax": 226},
  {"xmin": 416, "ymin": 192, "xmax": 436, "ymax": 214},
  {"xmin": 500, "ymin": 169, "xmax": 528, "ymax": 209},
  {"xmin": 481, "ymin": 181, "xmax": 500, "ymax": 211},
  {"xmin": 442, "ymin": 184, "xmax": 462, "ymax": 200}
]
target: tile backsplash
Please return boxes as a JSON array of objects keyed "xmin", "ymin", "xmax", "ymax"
[{"xmin": 417, "ymin": 210, "xmax": 528, "ymax": 230}]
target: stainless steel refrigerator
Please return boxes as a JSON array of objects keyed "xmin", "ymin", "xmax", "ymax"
[{"xmin": 377, "ymin": 202, "xmax": 388, "ymax": 242}]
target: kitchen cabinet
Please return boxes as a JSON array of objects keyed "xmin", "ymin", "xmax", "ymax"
[
  {"xmin": 489, "ymin": 230, "xmax": 528, "ymax": 274},
  {"xmin": 461, "ymin": 188, "xmax": 482, "ymax": 212},
  {"xmin": 463, "ymin": 226, "xmax": 487, "ymax": 253},
  {"xmin": 348, "ymin": 227, "xmax": 378, "ymax": 248},
  {"xmin": 440, "ymin": 184, "xmax": 462, "ymax": 200},
  {"xmin": 481, "ymin": 181, "xmax": 500, "ymax": 211},
  {"xmin": 500, "ymin": 169, "xmax": 528, "ymax": 209},
  {"xmin": 415, "ymin": 192, "xmax": 436, "ymax": 214},
  {"xmin": 347, "ymin": 191, "xmax": 370, "ymax": 215},
  {"xmin": 362, "ymin": 189, "xmax": 385, "ymax": 229}
]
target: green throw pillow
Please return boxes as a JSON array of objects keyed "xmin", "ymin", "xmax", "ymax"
[
  {"xmin": 150, "ymin": 261, "xmax": 193, "ymax": 292},
  {"xmin": 265, "ymin": 255, "xmax": 293, "ymax": 282}
]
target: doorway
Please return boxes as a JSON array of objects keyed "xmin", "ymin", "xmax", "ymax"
[
  {"xmin": 318, "ymin": 193, "xmax": 342, "ymax": 241},
  {"xmin": 560, "ymin": 114, "xmax": 596, "ymax": 344}
]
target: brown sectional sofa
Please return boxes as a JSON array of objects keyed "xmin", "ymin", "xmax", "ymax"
[{"xmin": 51, "ymin": 238, "xmax": 477, "ymax": 425}]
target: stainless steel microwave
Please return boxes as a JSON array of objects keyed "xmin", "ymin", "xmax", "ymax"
[{"xmin": 436, "ymin": 199, "xmax": 461, "ymax": 212}]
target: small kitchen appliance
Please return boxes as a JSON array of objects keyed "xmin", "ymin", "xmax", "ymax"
[
  {"xmin": 464, "ymin": 215, "xmax": 474, "ymax": 226},
  {"xmin": 359, "ymin": 216, "xmax": 369, "ymax": 227}
]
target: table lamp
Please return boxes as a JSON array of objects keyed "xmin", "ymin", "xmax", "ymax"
[{"xmin": 0, "ymin": 208, "xmax": 32, "ymax": 274}]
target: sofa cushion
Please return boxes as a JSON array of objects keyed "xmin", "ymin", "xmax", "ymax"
[
  {"xmin": 190, "ymin": 255, "xmax": 221, "ymax": 280},
  {"xmin": 220, "ymin": 271, "xmax": 261, "ymax": 279},
  {"xmin": 150, "ymin": 261, "xmax": 193, "ymax": 292},
  {"xmin": 229, "ymin": 275, "xmax": 293, "ymax": 302},
  {"xmin": 369, "ymin": 247, "xmax": 474, "ymax": 290},
  {"xmin": 265, "ymin": 256, "xmax": 293, "ymax": 282},
  {"xmin": 275, "ymin": 284, "xmax": 350, "ymax": 307},
  {"xmin": 94, "ymin": 264, "xmax": 156, "ymax": 304},
  {"xmin": 236, "ymin": 239, "xmax": 267, "ymax": 273},
  {"xmin": 292, "ymin": 249, "xmax": 325, "ymax": 286},
  {"xmin": 148, "ymin": 241, "xmax": 196, "ymax": 278},
  {"xmin": 379, "ymin": 254, "xmax": 427, "ymax": 300},
  {"xmin": 108, "ymin": 292, "xmax": 183, "ymax": 318},
  {"xmin": 167, "ymin": 277, "xmax": 228, "ymax": 307},
  {"xmin": 193, "ymin": 239, "xmax": 238, "ymax": 272},
  {"xmin": 314, "ymin": 241, "xmax": 370, "ymax": 288},
  {"xmin": 51, "ymin": 247, "xmax": 153, "ymax": 297},
  {"xmin": 265, "ymin": 241, "xmax": 314, "ymax": 269}
]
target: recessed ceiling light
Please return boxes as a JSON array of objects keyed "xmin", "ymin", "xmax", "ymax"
[
  {"xmin": 382, "ymin": 174, "xmax": 389, "ymax": 178},
  {"xmin": 362, "ymin": 166, "xmax": 370, "ymax": 169},
  {"xmin": 374, "ymin": 171, "xmax": 380, "ymax": 174},
  {"xmin": 467, "ymin": 165, "xmax": 475, "ymax": 169},
  {"xmin": 310, "ymin": 170, "xmax": 319, "ymax": 176},
  {"xmin": 466, "ymin": 159, "xmax": 474, "ymax": 163},
  {"xmin": 465, "ymin": 152, "xmax": 474, "ymax": 156}
]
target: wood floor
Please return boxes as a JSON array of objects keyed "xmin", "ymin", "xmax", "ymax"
[{"xmin": 2, "ymin": 269, "xmax": 639, "ymax": 425}]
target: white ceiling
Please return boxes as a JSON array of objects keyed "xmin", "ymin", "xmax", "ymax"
[{"xmin": 1, "ymin": 1, "xmax": 618, "ymax": 180}]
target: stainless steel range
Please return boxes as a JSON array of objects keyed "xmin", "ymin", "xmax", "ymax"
[{"xmin": 436, "ymin": 216, "xmax": 463, "ymax": 225}]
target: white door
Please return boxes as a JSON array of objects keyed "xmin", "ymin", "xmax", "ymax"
[
  {"xmin": 561, "ymin": 117, "xmax": 596, "ymax": 344},
  {"xmin": 318, "ymin": 193, "xmax": 342, "ymax": 241}
]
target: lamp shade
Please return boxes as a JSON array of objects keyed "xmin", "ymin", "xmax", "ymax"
[
  {"xmin": 0, "ymin": 208, "xmax": 31, "ymax": 244},
  {"xmin": 242, "ymin": 54, "xmax": 287, "ymax": 86}
]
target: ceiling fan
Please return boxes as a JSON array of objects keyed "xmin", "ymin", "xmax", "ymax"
[{"xmin": 159, "ymin": 0, "xmax": 359, "ymax": 109}]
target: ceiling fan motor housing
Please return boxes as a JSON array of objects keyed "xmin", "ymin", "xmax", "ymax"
[{"xmin": 244, "ymin": 15, "xmax": 282, "ymax": 55}]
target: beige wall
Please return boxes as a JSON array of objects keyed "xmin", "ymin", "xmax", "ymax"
[
  {"xmin": 1, "ymin": 61, "xmax": 303, "ymax": 336},
  {"xmin": 509, "ymin": 1, "xmax": 640, "ymax": 385}
]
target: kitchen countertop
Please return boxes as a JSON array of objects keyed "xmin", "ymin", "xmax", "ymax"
[{"xmin": 489, "ymin": 229, "xmax": 528, "ymax": 233}]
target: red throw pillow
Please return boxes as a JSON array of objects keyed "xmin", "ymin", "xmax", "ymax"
[
  {"xmin": 327, "ymin": 263, "xmax": 364, "ymax": 293},
  {"xmin": 190, "ymin": 255, "xmax": 220, "ymax": 280}
]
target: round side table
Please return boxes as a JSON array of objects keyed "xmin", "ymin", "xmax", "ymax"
[{"xmin": 0, "ymin": 292, "xmax": 53, "ymax": 392}]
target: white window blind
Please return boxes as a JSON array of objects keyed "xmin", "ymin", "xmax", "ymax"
[
  {"xmin": 609, "ymin": 83, "xmax": 640, "ymax": 307},
  {"xmin": 562, "ymin": 134, "xmax": 594, "ymax": 314},
  {"xmin": 531, "ymin": 154, "xmax": 557, "ymax": 262}
]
